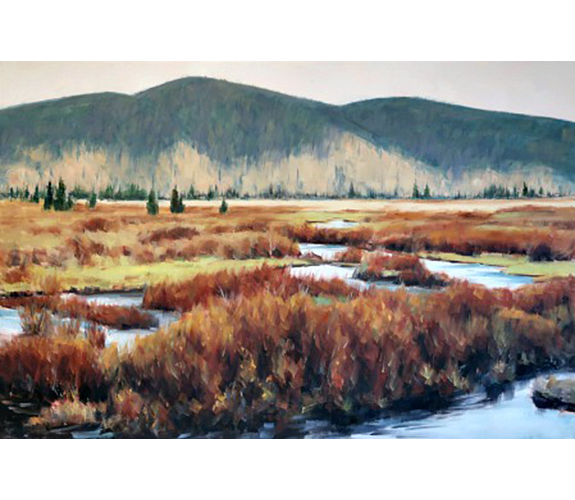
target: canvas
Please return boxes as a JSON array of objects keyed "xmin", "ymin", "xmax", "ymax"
[{"xmin": 1, "ymin": 61, "xmax": 575, "ymax": 439}]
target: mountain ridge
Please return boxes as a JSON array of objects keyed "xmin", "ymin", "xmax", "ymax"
[{"xmin": 1, "ymin": 77, "xmax": 574, "ymax": 197}]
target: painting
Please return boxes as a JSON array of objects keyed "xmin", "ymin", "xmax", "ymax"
[{"xmin": 1, "ymin": 61, "xmax": 575, "ymax": 439}]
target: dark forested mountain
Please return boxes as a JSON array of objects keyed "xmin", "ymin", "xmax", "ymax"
[{"xmin": 1, "ymin": 77, "xmax": 574, "ymax": 197}]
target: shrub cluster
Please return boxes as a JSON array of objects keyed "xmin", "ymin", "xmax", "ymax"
[{"xmin": 353, "ymin": 251, "xmax": 449, "ymax": 287}]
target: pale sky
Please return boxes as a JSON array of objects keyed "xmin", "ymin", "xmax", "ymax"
[{"xmin": 1, "ymin": 62, "xmax": 575, "ymax": 122}]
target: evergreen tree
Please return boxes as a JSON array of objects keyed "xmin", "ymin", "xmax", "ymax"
[
  {"xmin": 54, "ymin": 178, "xmax": 67, "ymax": 211},
  {"xmin": 23, "ymin": 186, "xmax": 30, "ymax": 200},
  {"xmin": 412, "ymin": 182, "xmax": 420, "ymax": 199},
  {"xmin": 44, "ymin": 181, "xmax": 54, "ymax": 210},
  {"xmin": 348, "ymin": 182, "xmax": 356, "ymax": 199},
  {"xmin": 206, "ymin": 185, "xmax": 216, "ymax": 200},
  {"xmin": 423, "ymin": 184, "xmax": 431, "ymax": 199},
  {"xmin": 66, "ymin": 193, "xmax": 74, "ymax": 211},
  {"xmin": 522, "ymin": 182, "xmax": 529, "ymax": 197},
  {"xmin": 9, "ymin": 187, "xmax": 14, "ymax": 199},
  {"xmin": 513, "ymin": 186, "xmax": 519, "ymax": 198},
  {"xmin": 538, "ymin": 186, "xmax": 544, "ymax": 197},
  {"xmin": 187, "ymin": 184, "xmax": 196, "ymax": 200},
  {"xmin": 170, "ymin": 186, "xmax": 185, "ymax": 213},
  {"xmin": 146, "ymin": 189, "xmax": 159, "ymax": 216},
  {"xmin": 88, "ymin": 190, "xmax": 97, "ymax": 209},
  {"xmin": 219, "ymin": 198, "xmax": 228, "ymax": 215},
  {"xmin": 31, "ymin": 185, "xmax": 40, "ymax": 204}
]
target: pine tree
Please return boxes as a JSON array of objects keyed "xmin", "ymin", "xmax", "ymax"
[
  {"xmin": 44, "ymin": 181, "xmax": 54, "ymax": 210},
  {"xmin": 423, "ymin": 184, "xmax": 431, "ymax": 199},
  {"xmin": 170, "ymin": 186, "xmax": 185, "ymax": 213},
  {"xmin": 23, "ymin": 186, "xmax": 30, "ymax": 200},
  {"xmin": 348, "ymin": 182, "xmax": 356, "ymax": 199},
  {"xmin": 31, "ymin": 185, "xmax": 40, "ymax": 203},
  {"xmin": 538, "ymin": 186, "xmax": 544, "ymax": 197},
  {"xmin": 88, "ymin": 191, "xmax": 97, "ymax": 209},
  {"xmin": 412, "ymin": 182, "xmax": 420, "ymax": 199},
  {"xmin": 219, "ymin": 198, "xmax": 228, "ymax": 215},
  {"xmin": 9, "ymin": 187, "xmax": 14, "ymax": 199},
  {"xmin": 54, "ymin": 178, "xmax": 67, "ymax": 211},
  {"xmin": 66, "ymin": 193, "xmax": 74, "ymax": 211},
  {"xmin": 522, "ymin": 182, "xmax": 529, "ymax": 197},
  {"xmin": 146, "ymin": 189, "xmax": 159, "ymax": 216},
  {"xmin": 513, "ymin": 186, "xmax": 519, "ymax": 198}
]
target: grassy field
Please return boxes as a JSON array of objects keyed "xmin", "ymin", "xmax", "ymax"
[{"xmin": 2, "ymin": 197, "xmax": 575, "ymax": 293}]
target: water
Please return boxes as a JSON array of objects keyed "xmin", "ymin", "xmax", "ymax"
[
  {"xmin": 313, "ymin": 219, "xmax": 359, "ymax": 229},
  {"xmin": 422, "ymin": 259, "xmax": 534, "ymax": 289},
  {"xmin": 0, "ymin": 292, "xmax": 179, "ymax": 348},
  {"xmin": 0, "ymin": 307, "xmax": 23, "ymax": 336},
  {"xmin": 299, "ymin": 243, "xmax": 348, "ymax": 260},
  {"xmin": 297, "ymin": 373, "xmax": 575, "ymax": 439},
  {"xmin": 70, "ymin": 292, "xmax": 179, "ymax": 348}
]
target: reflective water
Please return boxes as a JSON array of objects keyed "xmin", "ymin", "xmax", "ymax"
[
  {"xmin": 0, "ymin": 292, "xmax": 179, "ymax": 348},
  {"xmin": 422, "ymin": 259, "xmax": 534, "ymax": 289},
  {"xmin": 299, "ymin": 243, "xmax": 348, "ymax": 260},
  {"xmin": 313, "ymin": 219, "xmax": 359, "ymax": 229},
  {"xmin": 0, "ymin": 307, "xmax": 22, "ymax": 336},
  {"xmin": 76, "ymin": 292, "xmax": 179, "ymax": 347}
]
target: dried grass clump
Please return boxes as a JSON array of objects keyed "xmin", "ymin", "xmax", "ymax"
[
  {"xmin": 59, "ymin": 297, "xmax": 158, "ymax": 330},
  {"xmin": 354, "ymin": 252, "xmax": 449, "ymax": 287},
  {"xmin": 284, "ymin": 225, "xmax": 374, "ymax": 248},
  {"xmin": 374, "ymin": 224, "xmax": 575, "ymax": 260},
  {"xmin": 28, "ymin": 399, "xmax": 105, "ymax": 429},
  {"xmin": 0, "ymin": 337, "xmax": 111, "ymax": 401},
  {"xmin": 143, "ymin": 264, "xmax": 359, "ymax": 311},
  {"xmin": 334, "ymin": 247, "xmax": 364, "ymax": 263},
  {"xmin": 2, "ymin": 264, "xmax": 32, "ymax": 284},
  {"xmin": 2, "ymin": 295, "xmax": 157, "ymax": 330},
  {"xmin": 76, "ymin": 217, "xmax": 119, "ymax": 233},
  {"xmin": 139, "ymin": 226, "xmax": 199, "ymax": 244},
  {"xmin": 67, "ymin": 236, "xmax": 106, "ymax": 266}
]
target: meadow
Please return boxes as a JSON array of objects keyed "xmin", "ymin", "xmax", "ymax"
[{"xmin": 2, "ymin": 198, "xmax": 575, "ymax": 437}]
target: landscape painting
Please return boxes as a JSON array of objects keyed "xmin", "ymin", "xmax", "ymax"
[{"xmin": 2, "ymin": 61, "xmax": 575, "ymax": 438}]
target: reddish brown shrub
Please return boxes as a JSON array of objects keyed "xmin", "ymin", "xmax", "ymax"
[
  {"xmin": 354, "ymin": 252, "xmax": 449, "ymax": 287},
  {"xmin": 143, "ymin": 264, "xmax": 359, "ymax": 311},
  {"xmin": 139, "ymin": 226, "xmax": 199, "ymax": 244},
  {"xmin": 76, "ymin": 217, "xmax": 119, "ymax": 233}
]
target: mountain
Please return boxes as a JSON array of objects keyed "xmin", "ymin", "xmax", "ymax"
[{"xmin": 1, "ymin": 77, "xmax": 574, "ymax": 197}]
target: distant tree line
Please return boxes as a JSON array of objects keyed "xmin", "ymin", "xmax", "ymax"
[{"xmin": 0, "ymin": 180, "xmax": 569, "ymax": 203}]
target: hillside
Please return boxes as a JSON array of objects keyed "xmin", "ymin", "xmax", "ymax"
[{"xmin": 0, "ymin": 77, "xmax": 574, "ymax": 197}]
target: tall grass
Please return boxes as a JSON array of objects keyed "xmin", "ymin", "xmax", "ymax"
[
  {"xmin": 353, "ymin": 251, "xmax": 449, "ymax": 287},
  {"xmin": 2, "ymin": 274, "xmax": 575, "ymax": 435},
  {"xmin": 143, "ymin": 264, "xmax": 359, "ymax": 311},
  {"xmin": 1, "ymin": 295, "xmax": 158, "ymax": 330},
  {"xmin": 119, "ymin": 277, "xmax": 575, "ymax": 434}
]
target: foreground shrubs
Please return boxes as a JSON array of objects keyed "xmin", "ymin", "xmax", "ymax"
[
  {"xmin": 119, "ymin": 278, "xmax": 575, "ymax": 435},
  {"xmin": 0, "ymin": 337, "xmax": 111, "ymax": 401},
  {"xmin": 3, "ymin": 274, "xmax": 575, "ymax": 436}
]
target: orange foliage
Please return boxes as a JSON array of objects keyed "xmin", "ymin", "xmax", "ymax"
[{"xmin": 143, "ymin": 264, "xmax": 359, "ymax": 311}]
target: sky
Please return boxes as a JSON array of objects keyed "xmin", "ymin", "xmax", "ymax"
[{"xmin": 1, "ymin": 62, "xmax": 575, "ymax": 122}]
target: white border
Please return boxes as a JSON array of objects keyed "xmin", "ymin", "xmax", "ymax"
[{"xmin": 1, "ymin": 2, "xmax": 574, "ymax": 499}]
